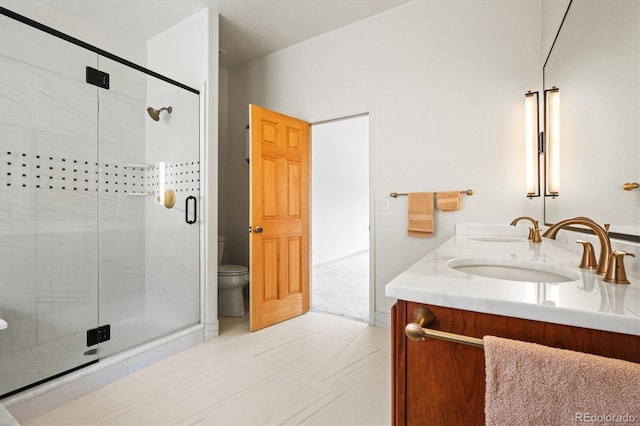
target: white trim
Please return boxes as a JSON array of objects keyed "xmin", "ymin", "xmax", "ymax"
[
  {"xmin": 374, "ymin": 311, "xmax": 391, "ymax": 329},
  {"xmin": 368, "ymin": 108, "xmax": 376, "ymax": 326}
]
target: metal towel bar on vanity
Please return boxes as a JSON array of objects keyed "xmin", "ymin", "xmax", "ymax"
[{"xmin": 405, "ymin": 307, "xmax": 484, "ymax": 348}]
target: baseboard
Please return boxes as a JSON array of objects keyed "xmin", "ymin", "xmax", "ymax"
[{"xmin": 374, "ymin": 311, "xmax": 391, "ymax": 329}]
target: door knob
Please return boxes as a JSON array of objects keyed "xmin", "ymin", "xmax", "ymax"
[{"xmin": 254, "ymin": 226, "xmax": 264, "ymax": 234}]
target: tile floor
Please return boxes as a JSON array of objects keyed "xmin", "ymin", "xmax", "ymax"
[{"xmin": 24, "ymin": 312, "xmax": 391, "ymax": 426}]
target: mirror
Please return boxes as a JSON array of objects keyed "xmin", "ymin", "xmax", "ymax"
[{"xmin": 543, "ymin": 0, "xmax": 640, "ymax": 241}]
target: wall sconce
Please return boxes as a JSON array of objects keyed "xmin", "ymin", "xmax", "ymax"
[
  {"xmin": 545, "ymin": 87, "xmax": 560, "ymax": 197},
  {"xmin": 157, "ymin": 161, "xmax": 166, "ymax": 206},
  {"xmin": 155, "ymin": 161, "xmax": 175, "ymax": 209},
  {"xmin": 524, "ymin": 91, "xmax": 540, "ymax": 198}
]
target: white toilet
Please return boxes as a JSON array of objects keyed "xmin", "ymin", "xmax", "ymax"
[{"xmin": 218, "ymin": 236, "xmax": 249, "ymax": 317}]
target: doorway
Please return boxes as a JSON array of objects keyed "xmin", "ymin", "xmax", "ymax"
[{"xmin": 310, "ymin": 115, "xmax": 370, "ymax": 323}]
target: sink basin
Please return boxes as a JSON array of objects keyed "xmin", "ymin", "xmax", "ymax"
[
  {"xmin": 468, "ymin": 236, "xmax": 525, "ymax": 242},
  {"xmin": 447, "ymin": 257, "xmax": 581, "ymax": 283}
]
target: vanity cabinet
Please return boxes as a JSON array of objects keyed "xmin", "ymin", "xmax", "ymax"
[{"xmin": 392, "ymin": 300, "xmax": 640, "ymax": 426}]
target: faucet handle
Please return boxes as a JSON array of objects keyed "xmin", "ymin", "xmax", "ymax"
[
  {"xmin": 576, "ymin": 240, "xmax": 597, "ymax": 270},
  {"xmin": 603, "ymin": 251, "xmax": 636, "ymax": 285}
]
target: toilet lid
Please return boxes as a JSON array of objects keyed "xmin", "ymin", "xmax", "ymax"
[{"xmin": 219, "ymin": 264, "xmax": 249, "ymax": 276}]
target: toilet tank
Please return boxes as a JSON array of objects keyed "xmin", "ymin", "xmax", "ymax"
[{"xmin": 218, "ymin": 236, "xmax": 225, "ymax": 265}]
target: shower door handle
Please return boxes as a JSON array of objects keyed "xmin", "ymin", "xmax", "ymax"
[{"xmin": 185, "ymin": 196, "xmax": 197, "ymax": 224}]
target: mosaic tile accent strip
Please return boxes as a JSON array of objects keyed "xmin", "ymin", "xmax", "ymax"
[{"xmin": 0, "ymin": 151, "xmax": 199, "ymax": 194}]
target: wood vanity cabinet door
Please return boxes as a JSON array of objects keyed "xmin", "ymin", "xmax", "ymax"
[
  {"xmin": 392, "ymin": 300, "xmax": 640, "ymax": 426},
  {"xmin": 392, "ymin": 301, "xmax": 484, "ymax": 425}
]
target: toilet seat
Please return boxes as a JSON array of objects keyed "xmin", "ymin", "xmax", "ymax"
[{"xmin": 219, "ymin": 264, "xmax": 249, "ymax": 276}]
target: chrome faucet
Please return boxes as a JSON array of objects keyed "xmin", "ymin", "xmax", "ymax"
[
  {"xmin": 542, "ymin": 218, "xmax": 612, "ymax": 275},
  {"xmin": 510, "ymin": 216, "xmax": 541, "ymax": 242}
]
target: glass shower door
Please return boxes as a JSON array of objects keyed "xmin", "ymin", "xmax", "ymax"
[
  {"xmin": 0, "ymin": 15, "xmax": 100, "ymax": 397},
  {"xmin": 0, "ymin": 9, "xmax": 200, "ymax": 398},
  {"xmin": 96, "ymin": 57, "xmax": 200, "ymax": 358}
]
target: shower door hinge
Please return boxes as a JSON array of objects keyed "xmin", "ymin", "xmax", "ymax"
[
  {"xmin": 86, "ymin": 324, "xmax": 111, "ymax": 346},
  {"xmin": 86, "ymin": 66, "xmax": 110, "ymax": 89}
]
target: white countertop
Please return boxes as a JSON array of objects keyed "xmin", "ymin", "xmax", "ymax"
[{"xmin": 385, "ymin": 224, "xmax": 640, "ymax": 336}]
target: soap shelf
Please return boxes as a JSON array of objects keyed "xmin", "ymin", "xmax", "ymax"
[
  {"xmin": 125, "ymin": 192, "xmax": 153, "ymax": 196},
  {"xmin": 123, "ymin": 164, "xmax": 153, "ymax": 169}
]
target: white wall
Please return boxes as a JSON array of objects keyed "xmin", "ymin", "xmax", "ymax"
[
  {"xmin": 226, "ymin": 0, "xmax": 544, "ymax": 326},
  {"xmin": 312, "ymin": 116, "xmax": 369, "ymax": 266},
  {"xmin": 541, "ymin": 0, "xmax": 572, "ymax": 64}
]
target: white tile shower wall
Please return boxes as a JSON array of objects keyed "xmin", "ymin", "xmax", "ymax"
[
  {"xmin": 0, "ymin": 12, "xmax": 97, "ymax": 85},
  {"xmin": 0, "ymin": 45, "xmax": 101, "ymax": 350},
  {"xmin": 0, "ymin": 23, "xmax": 151, "ymax": 352},
  {"xmin": 36, "ymin": 72, "xmax": 96, "ymax": 141},
  {"xmin": 0, "ymin": 116, "xmax": 38, "ymax": 356},
  {"xmin": 0, "ymin": 56, "xmax": 37, "ymax": 129},
  {"xmin": 0, "ymin": 216, "xmax": 37, "ymax": 356}
]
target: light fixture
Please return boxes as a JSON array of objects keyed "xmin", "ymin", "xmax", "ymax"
[
  {"xmin": 155, "ymin": 161, "xmax": 175, "ymax": 209},
  {"xmin": 545, "ymin": 87, "xmax": 560, "ymax": 197},
  {"xmin": 524, "ymin": 91, "xmax": 540, "ymax": 198},
  {"xmin": 158, "ymin": 161, "xmax": 166, "ymax": 206}
]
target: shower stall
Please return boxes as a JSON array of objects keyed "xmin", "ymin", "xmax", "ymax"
[{"xmin": 0, "ymin": 9, "xmax": 201, "ymax": 398}]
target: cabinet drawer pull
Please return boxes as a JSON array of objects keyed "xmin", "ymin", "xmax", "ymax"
[{"xmin": 405, "ymin": 307, "xmax": 484, "ymax": 348}]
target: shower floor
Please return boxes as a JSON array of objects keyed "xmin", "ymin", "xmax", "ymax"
[
  {"xmin": 311, "ymin": 250, "xmax": 369, "ymax": 323},
  {"xmin": 0, "ymin": 316, "xmax": 188, "ymax": 398},
  {"xmin": 0, "ymin": 332, "xmax": 89, "ymax": 397}
]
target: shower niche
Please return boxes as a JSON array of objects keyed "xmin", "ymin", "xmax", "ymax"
[{"xmin": 0, "ymin": 8, "xmax": 201, "ymax": 397}]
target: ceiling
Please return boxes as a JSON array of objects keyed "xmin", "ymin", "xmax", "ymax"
[{"xmin": 33, "ymin": 0, "xmax": 410, "ymax": 68}]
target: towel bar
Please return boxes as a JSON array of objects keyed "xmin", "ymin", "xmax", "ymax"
[
  {"xmin": 404, "ymin": 306, "xmax": 484, "ymax": 348},
  {"xmin": 405, "ymin": 323, "xmax": 484, "ymax": 348},
  {"xmin": 390, "ymin": 189, "xmax": 473, "ymax": 198}
]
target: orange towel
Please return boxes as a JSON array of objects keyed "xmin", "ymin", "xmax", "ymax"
[
  {"xmin": 484, "ymin": 335, "xmax": 640, "ymax": 425},
  {"xmin": 436, "ymin": 190, "xmax": 461, "ymax": 211},
  {"xmin": 407, "ymin": 192, "xmax": 434, "ymax": 238}
]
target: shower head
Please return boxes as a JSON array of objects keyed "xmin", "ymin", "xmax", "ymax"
[{"xmin": 146, "ymin": 106, "xmax": 172, "ymax": 121}]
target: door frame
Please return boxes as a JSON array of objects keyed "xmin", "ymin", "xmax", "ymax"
[{"xmin": 309, "ymin": 111, "xmax": 375, "ymax": 325}]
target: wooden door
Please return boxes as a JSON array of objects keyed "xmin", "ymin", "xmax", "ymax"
[{"xmin": 249, "ymin": 104, "xmax": 310, "ymax": 331}]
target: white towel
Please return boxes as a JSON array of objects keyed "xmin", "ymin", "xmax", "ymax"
[{"xmin": 484, "ymin": 335, "xmax": 640, "ymax": 425}]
